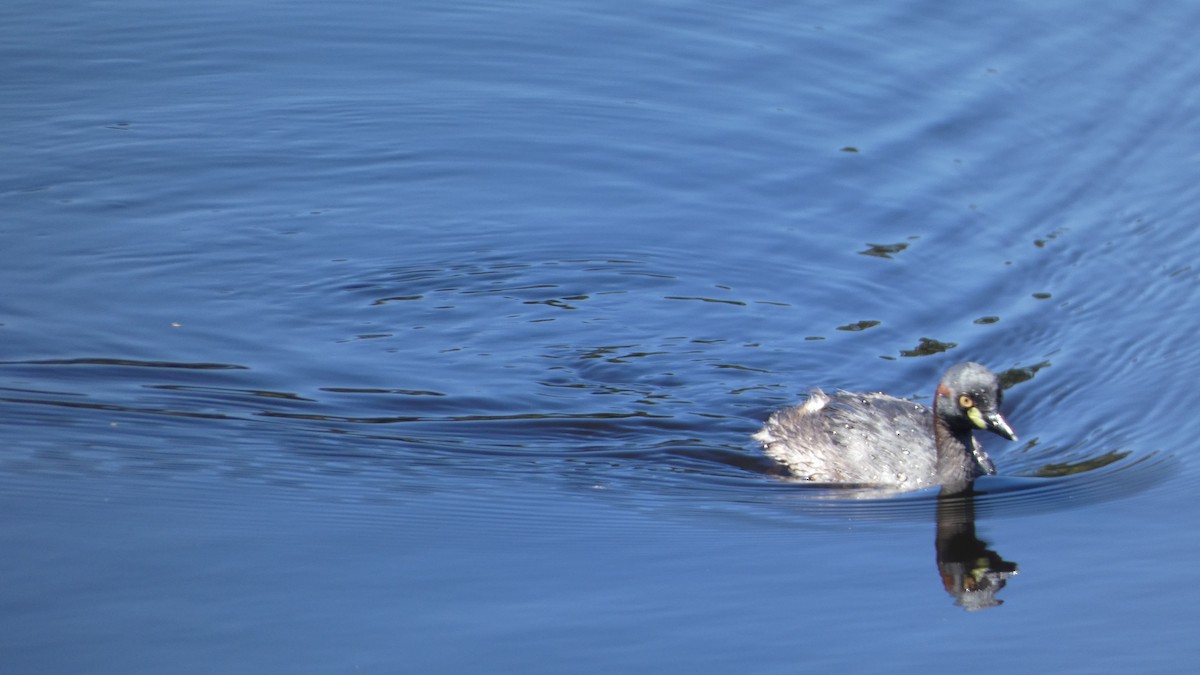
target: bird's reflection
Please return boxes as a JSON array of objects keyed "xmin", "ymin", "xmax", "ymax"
[{"xmin": 934, "ymin": 487, "xmax": 1018, "ymax": 611}]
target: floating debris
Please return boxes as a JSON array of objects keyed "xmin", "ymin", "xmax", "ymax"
[
  {"xmin": 900, "ymin": 337, "xmax": 957, "ymax": 357},
  {"xmin": 860, "ymin": 242, "xmax": 909, "ymax": 259},
  {"xmin": 837, "ymin": 320, "xmax": 881, "ymax": 332}
]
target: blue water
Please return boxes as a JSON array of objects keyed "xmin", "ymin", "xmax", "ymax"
[{"xmin": 4, "ymin": 1, "xmax": 1200, "ymax": 672}]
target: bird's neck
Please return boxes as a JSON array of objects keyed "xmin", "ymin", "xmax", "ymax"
[{"xmin": 932, "ymin": 402, "xmax": 977, "ymax": 495}]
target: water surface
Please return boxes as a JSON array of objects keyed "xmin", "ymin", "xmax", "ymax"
[{"xmin": 3, "ymin": 1, "xmax": 1200, "ymax": 672}]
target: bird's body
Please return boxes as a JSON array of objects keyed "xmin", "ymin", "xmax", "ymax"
[{"xmin": 755, "ymin": 363, "xmax": 1016, "ymax": 493}]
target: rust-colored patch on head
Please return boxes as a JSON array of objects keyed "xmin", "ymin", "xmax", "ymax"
[{"xmin": 936, "ymin": 382, "xmax": 952, "ymax": 399}]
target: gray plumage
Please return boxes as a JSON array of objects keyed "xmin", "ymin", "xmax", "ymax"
[{"xmin": 754, "ymin": 362, "xmax": 1017, "ymax": 493}]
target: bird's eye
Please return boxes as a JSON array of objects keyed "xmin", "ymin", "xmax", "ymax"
[{"xmin": 959, "ymin": 394, "xmax": 974, "ymax": 409}]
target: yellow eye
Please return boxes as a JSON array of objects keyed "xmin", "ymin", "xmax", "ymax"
[{"xmin": 959, "ymin": 394, "xmax": 974, "ymax": 409}]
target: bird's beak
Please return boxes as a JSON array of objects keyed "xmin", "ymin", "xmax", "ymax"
[{"xmin": 967, "ymin": 407, "xmax": 1018, "ymax": 442}]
